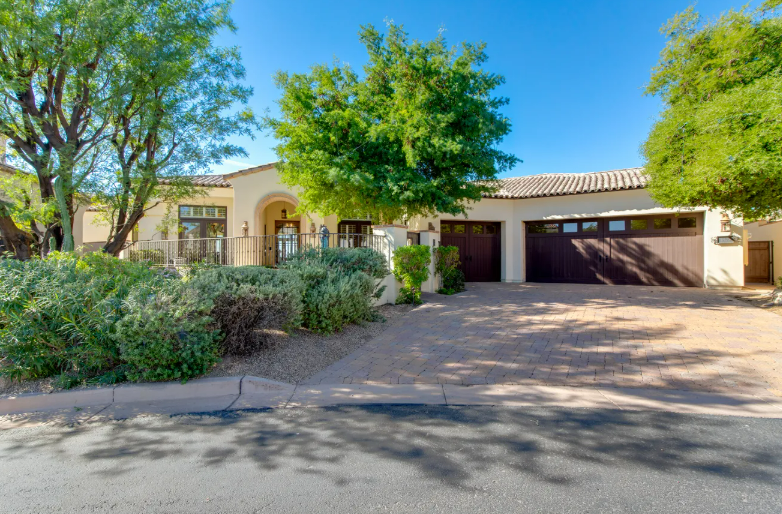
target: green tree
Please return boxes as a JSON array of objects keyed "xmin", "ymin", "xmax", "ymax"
[
  {"xmin": 0, "ymin": 0, "xmax": 254, "ymax": 259},
  {"xmin": 266, "ymin": 22, "xmax": 518, "ymax": 222},
  {"xmin": 91, "ymin": 0, "xmax": 255, "ymax": 256},
  {"xmin": 643, "ymin": 1, "xmax": 782, "ymax": 219}
]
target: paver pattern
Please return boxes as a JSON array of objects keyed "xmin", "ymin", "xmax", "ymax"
[{"xmin": 305, "ymin": 283, "xmax": 782, "ymax": 396}]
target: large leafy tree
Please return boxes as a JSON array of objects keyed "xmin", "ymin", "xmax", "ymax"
[
  {"xmin": 91, "ymin": 0, "xmax": 254, "ymax": 256},
  {"xmin": 643, "ymin": 1, "xmax": 782, "ymax": 219},
  {"xmin": 266, "ymin": 22, "xmax": 518, "ymax": 222},
  {"xmin": 0, "ymin": 0, "xmax": 254, "ymax": 259}
]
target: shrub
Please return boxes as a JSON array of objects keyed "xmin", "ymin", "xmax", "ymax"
[
  {"xmin": 116, "ymin": 281, "xmax": 219, "ymax": 382},
  {"xmin": 434, "ymin": 246, "xmax": 466, "ymax": 295},
  {"xmin": 392, "ymin": 245, "xmax": 431, "ymax": 305},
  {"xmin": 187, "ymin": 266, "xmax": 304, "ymax": 355},
  {"xmin": 0, "ymin": 252, "xmax": 163, "ymax": 383},
  {"xmin": 284, "ymin": 247, "xmax": 389, "ymax": 300},
  {"xmin": 281, "ymin": 248, "xmax": 382, "ymax": 333}
]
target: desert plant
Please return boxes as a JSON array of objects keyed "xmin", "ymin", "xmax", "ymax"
[
  {"xmin": 392, "ymin": 245, "xmax": 431, "ymax": 305},
  {"xmin": 434, "ymin": 246, "xmax": 465, "ymax": 294},
  {"xmin": 116, "ymin": 281, "xmax": 219, "ymax": 382},
  {"xmin": 0, "ymin": 252, "xmax": 164, "ymax": 383},
  {"xmin": 187, "ymin": 266, "xmax": 304, "ymax": 355},
  {"xmin": 281, "ymin": 248, "xmax": 381, "ymax": 333}
]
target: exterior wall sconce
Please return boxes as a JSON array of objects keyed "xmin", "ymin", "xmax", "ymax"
[
  {"xmin": 241, "ymin": 221, "xmax": 249, "ymax": 237},
  {"xmin": 720, "ymin": 213, "xmax": 731, "ymax": 233},
  {"xmin": 281, "ymin": 208, "xmax": 288, "ymax": 220},
  {"xmin": 310, "ymin": 221, "xmax": 316, "ymax": 233}
]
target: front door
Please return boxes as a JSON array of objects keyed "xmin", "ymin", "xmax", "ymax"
[
  {"xmin": 276, "ymin": 221, "xmax": 300, "ymax": 263},
  {"xmin": 441, "ymin": 221, "xmax": 501, "ymax": 282},
  {"xmin": 745, "ymin": 241, "xmax": 771, "ymax": 283}
]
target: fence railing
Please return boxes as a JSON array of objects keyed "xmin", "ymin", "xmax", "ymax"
[{"xmin": 123, "ymin": 233, "xmax": 385, "ymax": 268}]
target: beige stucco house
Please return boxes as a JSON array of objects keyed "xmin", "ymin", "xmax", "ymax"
[{"xmin": 74, "ymin": 163, "xmax": 773, "ymax": 291}]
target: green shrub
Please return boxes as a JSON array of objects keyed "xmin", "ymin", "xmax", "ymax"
[
  {"xmin": 187, "ymin": 266, "xmax": 304, "ymax": 355},
  {"xmin": 0, "ymin": 252, "xmax": 164, "ymax": 383},
  {"xmin": 285, "ymin": 247, "xmax": 389, "ymax": 300},
  {"xmin": 115, "ymin": 281, "xmax": 219, "ymax": 382},
  {"xmin": 392, "ymin": 245, "xmax": 431, "ymax": 305},
  {"xmin": 434, "ymin": 246, "xmax": 466, "ymax": 295},
  {"xmin": 282, "ymin": 248, "xmax": 382, "ymax": 333}
]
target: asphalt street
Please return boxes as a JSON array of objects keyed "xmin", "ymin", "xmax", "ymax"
[{"xmin": 1, "ymin": 405, "xmax": 780, "ymax": 513}]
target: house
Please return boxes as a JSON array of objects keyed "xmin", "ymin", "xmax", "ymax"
[{"xmin": 76, "ymin": 163, "xmax": 768, "ymax": 293}]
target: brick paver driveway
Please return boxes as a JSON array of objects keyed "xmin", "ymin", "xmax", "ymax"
[{"xmin": 305, "ymin": 283, "xmax": 782, "ymax": 396}]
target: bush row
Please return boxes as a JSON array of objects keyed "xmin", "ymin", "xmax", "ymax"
[{"xmin": 0, "ymin": 248, "xmax": 389, "ymax": 386}]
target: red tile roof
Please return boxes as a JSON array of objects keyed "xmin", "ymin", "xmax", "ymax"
[{"xmin": 484, "ymin": 168, "xmax": 648, "ymax": 199}]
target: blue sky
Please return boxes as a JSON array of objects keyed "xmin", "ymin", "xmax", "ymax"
[{"xmin": 212, "ymin": 0, "xmax": 757, "ymax": 178}]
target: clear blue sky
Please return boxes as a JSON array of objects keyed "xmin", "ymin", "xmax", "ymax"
[{"xmin": 212, "ymin": 0, "xmax": 757, "ymax": 178}]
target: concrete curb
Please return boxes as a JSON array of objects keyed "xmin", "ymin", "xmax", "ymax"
[{"xmin": 2, "ymin": 377, "xmax": 782, "ymax": 427}]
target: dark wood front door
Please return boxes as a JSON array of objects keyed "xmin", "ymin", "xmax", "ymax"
[
  {"xmin": 441, "ymin": 221, "xmax": 501, "ymax": 282},
  {"xmin": 526, "ymin": 215, "xmax": 704, "ymax": 287},
  {"xmin": 745, "ymin": 241, "xmax": 771, "ymax": 283}
]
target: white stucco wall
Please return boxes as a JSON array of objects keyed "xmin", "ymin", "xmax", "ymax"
[
  {"xmin": 227, "ymin": 167, "xmax": 338, "ymax": 237},
  {"xmin": 410, "ymin": 189, "xmax": 744, "ymax": 288}
]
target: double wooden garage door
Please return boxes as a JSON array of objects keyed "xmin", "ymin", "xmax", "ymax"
[
  {"xmin": 441, "ymin": 221, "xmax": 501, "ymax": 282},
  {"xmin": 526, "ymin": 214, "xmax": 704, "ymax": 287}
]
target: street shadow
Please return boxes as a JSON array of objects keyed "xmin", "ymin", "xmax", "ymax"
[{"xmin": 1, "ymin": 405, "xmax": 780, "ymax": 489}]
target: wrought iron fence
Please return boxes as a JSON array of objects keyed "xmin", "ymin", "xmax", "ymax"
[{"xmin": 123, "ymin": 233, "xmax": 386, "ymax": 268}]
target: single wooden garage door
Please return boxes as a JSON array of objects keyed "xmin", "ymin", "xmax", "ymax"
[
  {"xmin": 441, "ymin": 221, "xmax": 501, "ymax": 282},
  {"xmin": 526, "ymin": 214, "xmax": 704, "ymax": 287}
]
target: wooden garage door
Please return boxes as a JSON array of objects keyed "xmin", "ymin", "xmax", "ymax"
[
  {"xmin": 526, "ymin": 214, "xmax": 704, "ymax": 287},
  {"xmin": 441, "ymin": 221, "xmax": 501, "ymax": 282}
]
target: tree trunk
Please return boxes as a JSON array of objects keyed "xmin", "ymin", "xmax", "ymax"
[
  {"xmin": 0, "ymin": 206, "xmax": 34, "ymax": 260},
  {"xmin": 103, "ymin": 209, "xmax": 145, "ymax": 257}
]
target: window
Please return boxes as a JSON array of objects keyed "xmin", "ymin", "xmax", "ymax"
[
  {"xmin": 179, "ymin": 205, "xmax": 227, "ymax": 219},
  {"xmin": 609, "ymin": 220, "xmax": 625, "ymax": 231},
  {"xmin": 361, "ymin": 225, "xmax": 373, "ymax": 235},
  {"xmin": 441, "ymin": 224, "xmax": 451, "ymax": 233},
  {"xmin": 472, "ymin": 224, "xmax": 484, "ymax": 234},
  {"xmin": 677, "ymin": 217, "xmax": 696, "ymax": 228},
  {"xmin": 339, "ymin": 224, "xmax": 356, "ymax": 234},
  {"xmin": 563, "ymin": 222, "xmax": 578, "ymax": 233},
  {"xmin": 453, "ymin": 224, "xmax": 466, "ymax": 234},
  {"xmin": 486, "ymin": 224, "xmax": 497, "ymax": 235},
  {"xmin": 529, "ymin": 223, "xmax": 559, "ymax": 234},
  {"xmin": 630, "ymin": 219, "xmax": 648, "ymax": 230},
  {"xmin": 654, "ymin": 218, "xmax": 672, "ymax": 229},
  {"xmin": 582, "ymin": 221, "xmax": 598, "ymax": 232}
]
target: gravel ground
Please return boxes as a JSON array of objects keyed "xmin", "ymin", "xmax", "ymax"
[
  {"xmin": 1, "ymin": 304, "xmax": 414, "ymax": 397},
  {"xmin": 207, "ymin": 303, "xmax": 413, "ymax": 384}
]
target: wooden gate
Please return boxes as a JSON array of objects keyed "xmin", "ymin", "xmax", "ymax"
[{"xmin": 745, "ymin": 241, "xmax": 771, "ymax": 283}]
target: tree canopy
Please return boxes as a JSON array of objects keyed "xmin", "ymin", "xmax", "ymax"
[
  {"xmin": 643, "ymin": 0, "xmax": 782, "ymax": 219},
  {"xmin": 0, "ymin": 0, "xmax": 254, "ymax": 259},
  {"xmin": 266, "ymin": 22, "xmax": 518, "ymax": 222}
]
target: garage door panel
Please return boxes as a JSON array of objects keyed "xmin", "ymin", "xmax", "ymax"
[
  {"xmin": 442, "ymin": 221, "xmax": 501, "ymax": 282},
  {"xmin": 526, "ymin": 215, "xmax": 703, "ymax": 287}
]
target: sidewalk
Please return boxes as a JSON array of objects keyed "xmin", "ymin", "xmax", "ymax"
[{"xmin": 2, "ymin": 376, "xmax": 782, "ymax": 429}]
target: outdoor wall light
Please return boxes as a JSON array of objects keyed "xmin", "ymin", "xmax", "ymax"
[
  {"xmin": 720, "ymin": 213, "xmax": 731, "ymax": 232},
  {"xmin": 241, "ymin": 221, "xmax": 249, "ymax": 237},
  {"xmin": 281, "ymin": 208, "xmax": 288, "ymax": 219},
  {"xmin": 310, "ymin": 222, "xmax": 316, "ymax": 233}
]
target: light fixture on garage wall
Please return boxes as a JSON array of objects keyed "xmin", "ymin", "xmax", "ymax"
[{"xmin": 720, "ymin": 213, "xmax": 731, "ymax": 233}]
